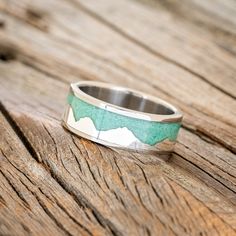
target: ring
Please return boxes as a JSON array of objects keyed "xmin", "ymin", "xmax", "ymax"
[{"xmin": 62, "ymin": 81, "xmax": 182, "ymax": 154}]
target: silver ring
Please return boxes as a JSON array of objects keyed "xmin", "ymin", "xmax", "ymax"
[{"xmin": 62, "ymin": 81, "xmax": 182, "ymax": 154}]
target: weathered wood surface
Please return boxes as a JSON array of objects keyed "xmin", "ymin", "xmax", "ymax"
[{"xmin": 0, "ymin": 0, "xmax": 236, "ymax": 235}]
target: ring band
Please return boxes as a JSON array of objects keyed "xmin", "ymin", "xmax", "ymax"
[{"xmin": 62, "ymin": 81, "xmax": 182, "ymax": 154}]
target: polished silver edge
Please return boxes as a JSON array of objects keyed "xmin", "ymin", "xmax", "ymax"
[
  {"xmin": 70, "ymin": 81, "xmax": 183, "ymax": 122},
  {"xmin": 62, "ymin": 105, "xmax": 175, "ymax": 154}
]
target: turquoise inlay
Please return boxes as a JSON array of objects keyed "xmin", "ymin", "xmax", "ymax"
[{"xmin": 67, "ymin": 94, "xmax": 181, "ymax": 146}]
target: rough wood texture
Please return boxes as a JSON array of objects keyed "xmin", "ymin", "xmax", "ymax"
[{"xmin": 0, "ymin": 0, "xmax": 236, "ymax": 235}]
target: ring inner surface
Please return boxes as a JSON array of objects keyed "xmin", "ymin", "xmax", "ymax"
[{"xmin": 79, "ymin": 85, "xmax": 174, "ymax": 115}]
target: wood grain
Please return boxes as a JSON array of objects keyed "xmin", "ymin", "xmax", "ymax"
[
  {"xmin": 74, "ymin": 0, "xmax": 236, "ymax": 97},
  {"xmin": 0, "ymin": 0, "xmax": 236, "ymax": 235},
  {"xmin": 1, "ymin": 61, "xmax": 236, "ymax": 235},
  {"xmin": 0, "ymin": 0, "xmax": 236, "ymax": 153},
  {"xmin": 0, "ymin": 112, "xmax": 110, "ymax": 236}
]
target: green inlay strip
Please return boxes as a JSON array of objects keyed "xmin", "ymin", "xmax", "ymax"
[{"xmin": 67, "ymin": 94, "xmax": 181, "ymax": 146}]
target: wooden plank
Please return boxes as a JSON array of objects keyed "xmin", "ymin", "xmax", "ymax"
[
  {"xmin": 0, "ymin": 112, "xmax": 110, "ymax": 236},
  {"xmin": 138, "ymin": 0, "xmax": 236, "ymax": 35},
  {"xmin": 179, "ymin": 0, "xmax": 236, "ymax": 33},
  {"xmin": 1, "ymin": 61, "xmax": 236, "ymax": 235},
  {"xmin": 72, "ymin": 0, "xmax": 236, "ymax": 98},
  {"xmin": 2, "ymin": 0, "xmax": 236, "ymax": 121},
  {"xmin": 0, "ymin": 2, "xmax": 236, "ymax": 154},
  {"xmin": 1, "ymin": 0, "xmax": 236, "ymax": 234}
]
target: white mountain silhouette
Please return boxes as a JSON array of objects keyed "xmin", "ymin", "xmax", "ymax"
[{"xmin": 67, "ymin": 107, "xmax": 141, "ymax": 147}]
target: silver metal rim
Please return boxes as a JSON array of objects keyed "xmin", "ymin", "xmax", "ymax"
[
  {"xmin": 62, "ymin": 81, "xmax": 182, "ymax": 154},
  {"xmin": 71, "ymin": 81, "xmax": 182, "ymax": 122}
]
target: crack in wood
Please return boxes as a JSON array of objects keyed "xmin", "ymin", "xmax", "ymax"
[
  {"xmin": 0, "ymin": 43, "xmax": 17, "ymax": 62},
  {"xmin": 19, "ymin": 179, "xmax": 74, "ymax": 236},
  {"xmin": 0, "ymin": 168, "xmax": 31, "ymax": 209},
  {"xmin": 1, "ymin": 1, "xmax": 236, "ymax": 233},
  {"xmin": 0, "ymin": 103, "xmax": 122, "ymax": 236},
  {"xmin": 178, "ymin": 142, "xmax": 236, "ymax": 183}
]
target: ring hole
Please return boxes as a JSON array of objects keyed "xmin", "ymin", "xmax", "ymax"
[{"xmin": 79, "ymin": 85, "xmax": 174, "ymax": 115}]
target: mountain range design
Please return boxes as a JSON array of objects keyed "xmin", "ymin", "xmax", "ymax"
[
  {"xmin": 67, "ymin": 94, "xmax": 181, "ymax": 146},
  {"xmin": 67, "ymin": 107, "xmax": 142, "ymax": 147}
]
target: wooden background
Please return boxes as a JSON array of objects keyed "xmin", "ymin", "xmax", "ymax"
[{"xmin": 0, "ymin": 0, "xmax": 236, "ymax": 235}]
